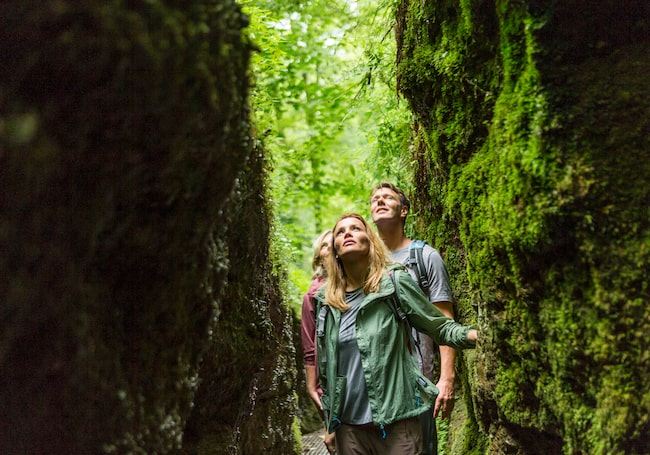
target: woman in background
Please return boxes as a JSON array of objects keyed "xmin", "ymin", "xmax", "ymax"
[
  {"xmin": 301, "ymin": 230, "xmax": 333, "ymax": 410},
  {"xmin": 302, "ymin": 230, "xmax": 337, "ymax": 451}
]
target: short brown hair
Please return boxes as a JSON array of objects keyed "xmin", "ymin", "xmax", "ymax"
[{"xmin": 371, "ymin": 182, "xmax": 410, "ymax": 211}]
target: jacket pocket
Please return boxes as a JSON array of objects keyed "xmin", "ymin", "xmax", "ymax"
[{"xmin": 414, "ymin": 373, "xmax": 437, "ymax": 408}]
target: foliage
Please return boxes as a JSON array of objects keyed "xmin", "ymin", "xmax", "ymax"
[{"xmin": 239, "ymin": 0, "xmax": 413, "ymax": 303}]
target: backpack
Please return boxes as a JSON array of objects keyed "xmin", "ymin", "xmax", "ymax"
[
  {"xmin": 402, "ymin": 240, "xmax": 442, "ymax": 365},
  {"xmin": 387, "ymin": 241, "xmax": 430, "ymax": 330},
  {"xmin": 406, "ymin": 240, "xmax": 430, "ymax": 297}
]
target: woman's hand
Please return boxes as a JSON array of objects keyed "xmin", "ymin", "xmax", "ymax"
[{"xmin": 324, "ymin": 430, "xmax": 336, "ymax": 454}]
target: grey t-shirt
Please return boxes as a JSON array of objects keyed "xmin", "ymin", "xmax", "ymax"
[
  {"xmin": 390, "ymin": 242, "xmax": 452, "ymax": 303},
  {"xmin": 337, "ymin": 287, "xmax": 372, "ymax": 425},
  {"xmin": 390, "ymin": 241, "xmax": 453, "ymax": 381}
]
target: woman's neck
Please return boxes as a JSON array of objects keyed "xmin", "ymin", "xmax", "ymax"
[{"xmin": 343, "ymin": 259, "xmax": 368, "ymax": 291}]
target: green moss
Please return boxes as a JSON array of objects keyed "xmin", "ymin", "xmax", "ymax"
[
  {"xmin": 291, "ymin": 413, "xmax": 304, "ymax": 454},
  {"xmin": 396, "ymin": 0, "xmax": 650, "ymax": 453}
]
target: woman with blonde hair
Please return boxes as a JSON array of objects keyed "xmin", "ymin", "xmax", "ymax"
[
  {"xmin": 315, "ymin": 213, "xmax": 477, "ymax": 454},
  {"xmin": 301, "ymin": 229, "xmax": 333, "ymax": 411}
]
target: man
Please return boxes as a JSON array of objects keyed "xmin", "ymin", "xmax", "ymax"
[{"xmin": 370, "ymin": 182, "xmax": 457, "ymax": 455}]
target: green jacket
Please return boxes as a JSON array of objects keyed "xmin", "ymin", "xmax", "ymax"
[{"xmin": 315, "ymin": 265, "xmax": 474, "ymax": 433}]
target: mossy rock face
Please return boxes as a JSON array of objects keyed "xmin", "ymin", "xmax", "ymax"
[
  {"xmin": 1, "ymin": 1, "xmax": 297, "ymax": 453},
  {"xmin": 182, "ymin": 141, "xmax": 300, "ymax": 454},
  {"xmin": 396, "ymin": 1, "xmax": 650, "ymax": 453}
]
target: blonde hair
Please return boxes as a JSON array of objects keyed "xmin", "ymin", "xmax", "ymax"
[
  {"xmin": 311, "ymin": 230, "xmax": 333, "ymax": 280},
  {"xmin": 324, "ymin": 213, "xmax": 390, "ymax": 311}
]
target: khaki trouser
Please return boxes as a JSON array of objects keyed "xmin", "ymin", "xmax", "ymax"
[{"xmin": 335, "ymin": 417, "xmax": 423, "ymax": 455}]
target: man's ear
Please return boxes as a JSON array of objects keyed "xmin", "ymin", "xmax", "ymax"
[{"xmin": 400, "ymin": 205, "xmax": 409, "ymax": 220}]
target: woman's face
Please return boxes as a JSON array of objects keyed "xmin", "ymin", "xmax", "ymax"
[
  {"xmin": 333, "ymin": 217, "xmax": 370, "ymax": 260},
  {"xmin": 319, "ymin": 233, "xmax": 333, "ymax": 261}
]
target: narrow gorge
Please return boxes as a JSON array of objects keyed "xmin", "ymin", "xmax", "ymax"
[{"xmin": 1, "ymin": 1, "xmax": 647, "ymax": 454}]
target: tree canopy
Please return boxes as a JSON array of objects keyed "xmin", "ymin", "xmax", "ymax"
[{"xmin": 240, "ymin": 0, "xmax": 413, "ymax": 300}]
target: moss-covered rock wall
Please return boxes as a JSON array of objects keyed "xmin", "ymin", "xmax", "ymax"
[
  {"xmin": 396, "ymin": 1, "xmax": 649, "ymax": 453},
  {"xmin": 181, "ymin": 142, "xmax": 300, "ymax": 454},
  {"xmin": 0, "ymin": 1, "xmax": 297, "ymax": 453}
]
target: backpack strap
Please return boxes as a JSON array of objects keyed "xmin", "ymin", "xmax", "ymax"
[
  {"xmin": 387, "ymin": 269, "xmax": 408, "ymax": 322},
  {"xmin": 408, "ymin": 241, "xmax": 444, "ymax": 359},
  {"xmin": 387, "ymin": 269, "xmax": 421, "ymax": 357},
  {"xmin": 408, "ymin": 240, "xmax": 430, "ymax": 296},
  {"xmin": 315, "ymin": 303, "xmax": 330, "ymax": 363},
  {"xmin": 316, "ymin": 304, "xmax": 329, "ymax": 338}
]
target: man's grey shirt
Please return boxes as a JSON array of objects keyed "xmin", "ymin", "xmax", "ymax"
[{"xmin": 390, "ymin": 241, "xmax": 453, "ymax": 380}]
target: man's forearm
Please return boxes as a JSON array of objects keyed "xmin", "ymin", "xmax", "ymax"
[
  {"xmin": 438, "ymin": 345, "xmax": 457, "ymax": 381},
  {"xmin": 434, "ymin": 300, "xmax": 457, "ymax": 419}
]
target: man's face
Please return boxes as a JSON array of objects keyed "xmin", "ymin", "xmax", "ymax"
[{"xmin": 370, "ymin": 187, "xmax": 406, "ymax": 224}]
